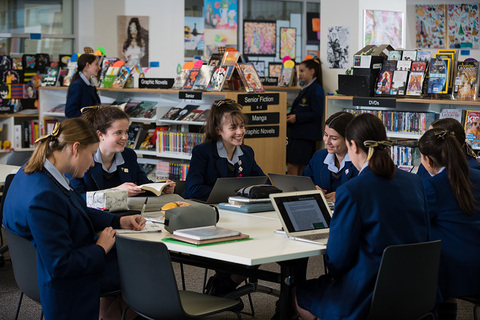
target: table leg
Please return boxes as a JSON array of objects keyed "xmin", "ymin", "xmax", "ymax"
[{"xmin": 277, "ymin": 260, "xmax": 296, "ymax": 320}]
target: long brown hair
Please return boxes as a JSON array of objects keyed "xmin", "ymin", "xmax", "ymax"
[
  {"xmin": 70, "ymin": 54, "xmax": 97, "ymax": 84},
  {"xmin": 301, "ymin": 57, "xmax": 323, "ymax": 86},
  {"xmin": 345, "ymin": 113, "xmax": 395, "ymax": 179},
  {"xmin": 204, "ymin": 99, "xmax": 247, "ymax": 142},
  {"xmin": 419, "ymin": 129, "xmax": 476, "ymax": 216},
  {"xmin": 325, "ymin": 111, "xmax": 354, "ymax": 138},
  {"xmin": 24, "ymin": 118, "xmax": 99, "ymax": 174},
  {"xmin": 81, "ymin": 105, "xmax": 129, "ymax": 134},
  {"xmin": 431, "ymin": 117, "xmax": 476, "ymax": 158}
]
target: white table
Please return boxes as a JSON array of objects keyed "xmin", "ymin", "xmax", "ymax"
[
  {"xmin": 0, "ymin": 164, "xmax": 20, "ymax": 186},
  {"xmin": 124, "ymin": 209, "xmax": 327, "ymax": 319}
]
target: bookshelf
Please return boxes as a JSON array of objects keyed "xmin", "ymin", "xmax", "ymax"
[
  {"xmin": 0, "ymin": 113, "xmax": 38, "ymax": 164},
  {"xmin": 39, "ymin": 87, "xmax": 287, "ymax": 177}
]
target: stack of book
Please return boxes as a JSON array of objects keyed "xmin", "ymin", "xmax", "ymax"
[
  {"xmin": 170, "ymin": 226, "xmax": 249, "ymax": 245},
  {"xmin": 217, "ymin": 196, "xmax": 274, "ymax": 213}
]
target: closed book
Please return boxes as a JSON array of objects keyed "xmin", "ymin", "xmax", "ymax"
[
  {"xmin": 228, "ymin": 196, "xmax": 271, "ymax": 204},
  {"xmin": 169, "ymin": 233, "xmax": 249, "ymax": 245},
  {"xmin": 173, "ymin": 226, "xmax": 241, "ymax": 240}
]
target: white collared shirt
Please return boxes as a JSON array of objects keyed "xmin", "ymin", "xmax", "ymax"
[
  {"xmin": 358, "ymin": 161, "xmax": 369, "ymax": 175},
  {"xmin": 301, "ymin": 77, "xmax": 317, "ymax": 90},
  {"xmin": 429, "ymin": 166, "xmax": 446, "ymax": 177},
  {"xmin": 324, "ymin": 153, "xmax": 351, "ymax": 174},
  {"xmin": 79, "ymin": 72, "xmax": 95, "ymax": 86},
  {"xmin": 94, "ymin": 148, "xmax": 125, "ymax": 173},
  {"xmin": 216, "ymin": 140, "xmax": 243, "ymax": 165},
  {"xmin": 44, "ymin": 159, "xmax": 72, "ymax": 190}
]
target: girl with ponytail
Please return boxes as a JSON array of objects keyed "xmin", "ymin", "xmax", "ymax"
[
  {"xmin": 295, "ymin": 113, "xmax": 429, "ymax": 320},
  {"xmin": 419, "ymin": 128, "xmax": 480, "ymax": 317}
]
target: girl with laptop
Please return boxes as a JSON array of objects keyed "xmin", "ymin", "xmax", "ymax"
[
  {"xmin": 301, "ymin": 111, "xmax": 358, "ymax": 202},
  {"xmin": 70, "ymin": 105, "xmax": 175, "ymax": 197},
  {"xmin": 295, "ymin": 113, "xmax": 430, "ymax": 320},
  {"xmin": 418, "ymin": 128, "xmax": 480, "ymax": 320},
  {"xmin": 2, "ymin": 118, "xmax": 145, "ymax": 320}
]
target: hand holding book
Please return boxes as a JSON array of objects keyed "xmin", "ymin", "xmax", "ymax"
[{"xmin": 113, "ymin": 180, "xmax": 176, "ymax": 197}]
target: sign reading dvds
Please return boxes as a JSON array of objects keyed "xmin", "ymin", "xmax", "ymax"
[
  {"xmin": 352, "ymin": 97, "xmax": 396, "ymax": 108},
  {"xmin": 179, "ymin": 91, "xmax": 202, "ymax": 100},
  {"xmin": 139, "ymin": 78, "xmax": 174, "ymax": 89},
  {"xmin": 246, "ymin": 112, "xmax": 280, "ymax": 125},
  {"xmin": 244, "ymin": 125, "xmax": 279, "ymax": 138}
]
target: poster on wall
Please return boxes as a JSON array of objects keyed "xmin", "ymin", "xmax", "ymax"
[
  {"xmin": 280, "ymin": 27, "xmax": 296, "ymax": 59},
  {"xmin": 185, "ymin": 17, "xmax": 205, "ymax": 57},
  {"xmin": 447, "ymin": 4, "xmax": 479, "ymax": 48},
  {"xmin": 307, "ymin": 12, "xmax": 320, "ymax": 44},
  {"xmin": 327, "ymin": 26, "xmax": 349, "ymax": 69},
  {"xmin": 203, "ymin": 0, "xmax": 237, "ymax": 55},
  {"xmin": 117, "ymin": 16, "xmax": 149, "ymax": 68},
  {"xmin": 243, "ymin": 20, "xmax": 276, "ymax": 56},
  {"xmin": 415, "ymin": 5, "xmax": 446, "ymax": 48},
  {"xmin": 364, "ymin": 10, "xmax": 403, "ymax": 49}
]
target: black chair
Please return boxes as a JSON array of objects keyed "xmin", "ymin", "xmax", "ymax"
[
  {"xmin": 6, "ymin": 151, "xmax": 32, "ymax": 166},
  {"xmin": 365, "ymin": 240, "xmax": 441, "ymax": 320},
  {"xmin": 115, "ymin": 236, "xmax": 243, "ymax": 319},
  {"xmin": 458, "ymin": 295, "xmax": 480, "ymax": 320},
  {"xmin": 0, "ymin": 173, "xmax": 16, "ymax": 267},
  {"xmin": 4, "ymin": 228, "xmax": 43, "ymax": 320}
]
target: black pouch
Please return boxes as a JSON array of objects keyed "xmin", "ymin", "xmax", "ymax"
[{"xmin": 236, "ymin": 184, "xmax": 282, "ymax": 199}]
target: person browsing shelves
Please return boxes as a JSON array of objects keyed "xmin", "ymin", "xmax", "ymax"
[
  {"xmin": 70, "ymin": 105, "xmax": 175, "ymax": 197},
  {"xmin": 65, "ymin": 54, "xmax": 101, "ymax": 118},
  {"xmin": 183, "ymin": 98, "xmax": 265, "ymax": 201},
  {"xmin": 287, "ymin": 57, "xmax": 325, "ymax": 175},
  {"xmin": 295, "ymin": 113, "xmax": 430, "ymax": 320},
  {"xmin": 302, "ymin": 111, "xmax": 358, "ymax": 202},
  {"xmin": 418, "ymin": 129, "xmax": 480, "ymax": 320},
  {"xmin": 2, "ymin": 118, "xmax": 145, "ymax": 320}
]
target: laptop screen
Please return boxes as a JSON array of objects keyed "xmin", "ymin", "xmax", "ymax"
[{"xmin": 271, "ymin": 191, "xmax": 332, "ymax": 233}]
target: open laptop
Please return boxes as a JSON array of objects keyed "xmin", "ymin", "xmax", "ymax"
[
  {"xmin": 270, "ymin": 190, "xmax": 332, "ymax": 245},
  {"xmin": 200, "ymin": 176, "xmax": 268, "ymax": 204},
  {"xmin": 268, "ymin": 173, "xmax": 316, "ymax": 192}
]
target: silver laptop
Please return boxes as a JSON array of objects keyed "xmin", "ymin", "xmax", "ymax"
[
  {"xmin": 202, "ymin": 176, "xmax": 268, "ymax": 204},
  {"xmin": 270, "ymin": 190, "xmax": 332, "ymax": 245},
  {"xmin": 268, "ymin": 173, "xmax": 316, "ymax": 192}
]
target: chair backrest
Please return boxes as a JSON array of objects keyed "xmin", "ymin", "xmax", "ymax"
[
  {"xmin": 0, "ymin": 173, "xmax": 16, "ymax": 224},
  {"xmin": 366, "ymin": 240, "xmax": 441, "ymax": 320},
  {"xmin": 4, "ymin": 228, "xmax": 41, "ymax": 303},
  {"xmin": 115, "ymin": 236, "xmax": 186, "ymax": 319},
  {"xmin": 6, "ymin": 151, "xmax": 32, "ymax": 166}
]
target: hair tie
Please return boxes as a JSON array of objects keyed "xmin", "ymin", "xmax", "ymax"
[
  {"xmin": 81, "ymin": 105, "xmax": 101, "ymax": 114},
  {"xmin": 434, "ymin": 130, "xmax": 455, "ymax": 140},
  {"xmin": 364, "ymin": 140, "xmax": 393, "ymax": 161},
  {"xmin": 464, "ymin": 142, "xmax": 477, "ymax": 158},
  {"xmin": 35, "ymin": 122, "xmax": 60, "ymax": 144}
]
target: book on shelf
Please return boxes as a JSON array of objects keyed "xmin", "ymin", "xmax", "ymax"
[
  {"xmin": 100, "ymin": 66, "xmax": 120, "ymax": 88},
  {"xmin": 99, "ymin": 57, "xmax": 118, "ymax": 85},
  {"xmin": 175, "ymin": 105, "xmax": 199, "ymax": 121},
  {"xmin": 416, "ymin": 51, "xmax": 431, "ymax": 62},
  {"xmin": 401, "ymin": 50, "xmax": 417, "ymax": 61},
  {"xmin": 375, "ymin": 70, "xmax": 393, "ymax": 95},
  {"xmin": 434, "ymin": 52, "xmax": 455, "ymax": 89},
  {"xmin": 110, "ymin": 99, "xmax": 130, "ymax": 110},
  {"xmin": 453, "ymin": 60, "xmax": 478, "ymax": 101},
  {"xmin": 207, "ymin": 53, "xmax": 224, "ymax": 67},
  {"xmin": 182, "ymin": 109, "xmax": 203, "ymax": 121},
  {"xmin": 236, "ymin": 63, "xmax": 265, "ymax": 92},
  {"xmin": 138, "ymin": 128, "xmax": 156, "ymax": 150},
  {"xmin": 396, "ymin": 60, "xmax": 412, "ymax": 71},
  {"xmin": 139, "ymin": 181, "xmax": 176, "ymax": 196},
  {"xmin": 128, "ymin": 100, "xmax": 157, "ymax": 118},
  {"xmin": 221, "ymin": 51, "xmax": 241, "ymax": 67},
  {"xmin": 173, "ymin": 225, "xmax": 241, "ymax": 240},
  {"xmin": 206, "ymin": 67, "xmax": 227, "ymax": 91},
  {"xmin": 465, "ymin": 110, "xmax": 480, "ymax": 149},
  {"xmin": 124, "ymin": 101, "xmax": 141, "ymax": 115},
  {"xmin": 126, "ymin": 122, "xmax": 144, "ymax": 149},
  {"xmin": 44, "ymin": 119, "xmax": 59, "ymax": 135},
  {"xmin": 183, "ymin": 67, "xmax": 200, "ymax": 90},
  {"xmin": 48, "ymin": 104, "xmax": 66, "ymax": 113},
  {"xmin": 439, "ymin": 108, "xmax": 464, "ymax": 123},
  {"xmin": 279, "ymin": 64, "xmax": 295, "ymax": 87},
  {"xmin": 406, "ymin": 71, "xmax": 425, "ymax": 96},
  {"xmin": 428, "ymin": 58, "xmax": 449, "ymax": 94},
  {"xmin": 387, "ymin": 50, "xmax": 402, "ymax": 61},
  {"xmin": 192, "ymin": 65, "xmax": 215, "ymax": 91},
  {"xmin": 172, "ymin": 68, "xmax": 192, "ymax": 90},
  {"xmin": 390, "ymin": 70, "xmax": 409, "ymax": 95},
  {"xmin": 194, "ymin": 109, "xmax": 210, "ymax": 122},
  {"xmin": 161, "ymin": 107, "xmax": 182, "ymax": 120},
  {"xmin": 111, "ymin": 65, "xmax": 132, "ymax": 88},
  {"xmin": 411, "ymin": 61, "xmax": 427, "ymax": 72},
  {"xmin": 62, "ymin": 61, "xmax": 77, "ymax": 86},
  {"xmin": 382, "ymin": 60, "xmax": 397, "ymax": 71},
  {"xmin": 138, "ymin": 162, "xmax": 157, "ymax": 181},
  {"xmin": 43, "ymin": 67, "xmax": 60, "ymax": 86}
]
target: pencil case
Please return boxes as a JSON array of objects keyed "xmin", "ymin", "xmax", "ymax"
[
  {"xmin": 86, "ymin": 189, "xmax": 128, "ymax": 212},
  {"xmin": 164, "ymin": 203, "xmax": 219, "ymax": 234}
]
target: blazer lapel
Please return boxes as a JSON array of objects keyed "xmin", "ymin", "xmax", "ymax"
[{"xmin": 118, "ymin": 165, "xmax": 131, "ymax": 183}]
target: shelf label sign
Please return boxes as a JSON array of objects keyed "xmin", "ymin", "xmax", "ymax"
[
  {"xmin": 237, "ymin": 93, "xmax": 280, "ymax": 106},
  {"xmin": 179, "ymin": 91, "xmax": 202, "ymax": 100},
  {"xmin": 246, "ymin": 112, "xmax": 280, "ymax": 125},
  {"xmin": 352, "ymin": 97, "xmax": 396, "ymax": 108},
  {"xmin": 260, "ymin": 77, "xmax": 279, "ymax": 86},
  {"xmin": 244, "ymin": 125, "xmax": 279, "ymax": 138},
  {"xmin": 139, "ymin": 78, "xmax": 174, "ymax": 89}
]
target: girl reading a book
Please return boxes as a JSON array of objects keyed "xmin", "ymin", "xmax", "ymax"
[
  {"xmin": 65, "ymin": 54, "xmax": 101, "ymax": 118},
  {"xmin": 295, "ymin": 113, "xmax": 429, "ymax": 320},
  {"xmin": 302, "ymin": 111, "xmax": 358, "ymax": 202},
  {"xmin": 2, "ymin": 118, "xmax": 145, "ymax": 320},
  {"xmin": 418, "ymin": 128, "xmax": 480, "ymax": 320},
  {"xmin": 417, "ymin": 118, "xmax": 480, "ymax": 178},
  {"xmin": 287, "ymin": 57, "xmax": 325, "ymax": 175},
  {"xmin": 183, "ymin": 98, "xmax": 265, "ymax": 296},
  {"xmin": 71, "ymin": 105, "xmax": 175, "ymax": 197}
]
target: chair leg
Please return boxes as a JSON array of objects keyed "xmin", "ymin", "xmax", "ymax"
[
  {"xmin": 15, "ymin": 291, "xmax": 24, "ymax": 320},
  {"xmin": 235, "ymin": 310, "xmax": 243, "ymax": 319},
  {"xmin": 180, "ymin": 262, "xmax": 186, "ymax": 291},
  {"xmin": 203, "ymin": 268, "xmax": 209, "ymax": 293},
  {"xmin": 121, "ymin": 305, "xmax": 129, "ymax": 320},
  {"xmin": 474, "ymin": 302, "xmax": 480, "ymax": 320}
]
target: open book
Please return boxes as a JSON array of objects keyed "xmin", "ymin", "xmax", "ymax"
[{"xmin": 139, "ymin": 181, "xmax": 175, "ymax": 196}]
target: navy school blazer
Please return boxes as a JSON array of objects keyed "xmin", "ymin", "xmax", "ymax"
[
  {"xmin": 65, "ymin": 77, "xmax": 101, "ymax": 118},
  {"xmin": 70, "ymin": 148, "xmax": 152, "ymax": 198},
  {"xmin": 182, "ymin": 141, "xmax": 265, "ymax": 201},
  {"xmin": 417, "ymin": 155, "xmax": 480, "ymax": 179}
]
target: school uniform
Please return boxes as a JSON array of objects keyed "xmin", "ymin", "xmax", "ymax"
[
  {"xmin": 423, "ymin": 169, "xmax": 480, "ymax": 298},
  {"xmin": 182, "ymin": 140, "xmax": 265, "ymax": 201},
  {"xmin": 2, "ymin": 161, "xmax": 121, "ymax": 320},
  {"xmin": 65, "ymin": 74, "xmax": 100, "ymax": 118},
  {"xmin": 71, "ymin": 147, "xmax": 151, "ymax": 197},
  {"xmin": 296, "ymin": 166, "xmax": 430, "ymax": 320},
  {"xmin": 417, "ymin": 155, "xmax": 480, "ymax": 179},
  {"xmin": 301, "ymin": 149, "xmax": 358, "ymax": 193}
]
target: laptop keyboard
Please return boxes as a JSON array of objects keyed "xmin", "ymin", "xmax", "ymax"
[{"xmin": 299, "ymin": 233, "xmax": 329, "ymax": 240}]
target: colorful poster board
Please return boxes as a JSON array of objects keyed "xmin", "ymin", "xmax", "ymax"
[
  {"xmin": 364, "ymin": 10, "xmax": 403, "ymax": 49},
  {"xmin": 280, "ymin": 27, "xmax": 296, "ymax": 59},
  {"xmin": 447, "ymin": 4, "xmax": 479, "ymax": 48},
  {"xmin": 243, "ymin": 20, "xmax": 276, "ymax": 56}
]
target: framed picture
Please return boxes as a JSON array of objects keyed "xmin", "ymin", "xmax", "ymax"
[
  {"xmin": 250, "ymin": 61, "xmax": 266, "ymax": 77},
  {"xmin": 364, "ymin": 10, "xmax": 404, "ymax": 49},
  {"xmin": 306, "ymin": 12, "xmax": 320, "ymax": 44},
  {"xmin": 280, "ymin": 27, "xmax": 296, "ymax": 59},
  {"xmin": 243, "ymin": 20, "xmax": 276, "ymax": 56},
  {"xmin": 268, "ymin": 62, "xmax": 282, "ymax": 79}
]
